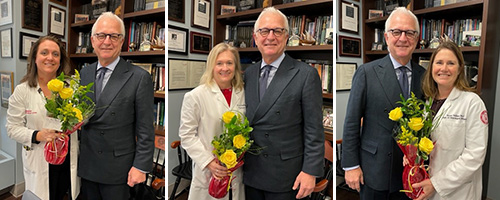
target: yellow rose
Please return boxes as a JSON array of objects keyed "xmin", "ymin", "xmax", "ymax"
[
  {"xmin": 408, "ymin": 117, "xmax": 424, "ymax": 131},
  {"xmin": 73, "ymin": 107, "xmax": 83, "ymax": 122},
  {"xmin": 388, "ymin": 107, "xmax": 403, "ymax": 121},
  {"xmin": 222, "ymin": 111, "xmax": 236, "ymax": 124},
  {"xmin": 59, "ymin": 88, "xmax": 74, "ymax": 99},
  {"xmin": 47, "ymin": 79, "xmax": 64, "ymax": 92},
  {"xmin": 419, "ymin": 137, "xmax": 434, "ymax": 155},
  {"xmin": 220, "ymin": 149, "xmax": 237, "ymax": 169},
  {"xmin": 233, "ymin": 134, "xmax": 246, "ymax": 149}
]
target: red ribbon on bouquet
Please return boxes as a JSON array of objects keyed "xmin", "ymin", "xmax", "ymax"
[
  {"xmin": 398, "ymin": 144, "xmax": 429, "ymax": 199},
  {"xmin": 208, "ymin": 156, "xmax": 245, "ymax": 199},
  {"xmin": 43, "ymin": 122, "xmax": 84, "ymax": 165}
]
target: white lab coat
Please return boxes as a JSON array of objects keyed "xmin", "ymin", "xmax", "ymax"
[
  {"xmin": 6, "ymin": 82, "xmax": 80, "ymax": 200},
  {"xmin": 178, "ymin": 81, "xmax": 246, "ymax": 200},
  {"xmin": 428, "ymin": 87, "xmax": 488, "ymax": 200}
]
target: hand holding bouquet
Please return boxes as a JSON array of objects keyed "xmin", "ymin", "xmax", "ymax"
[
  {"xmin": 209, "ymin": 111, "xmax": 253, "ymax": 198},
  {"xmin": 389, "ymin": 92, "xmax": 439, "ymax": 199},
  {"xmin": 44, "ymin": 70, "xmax": 95, "ymax": 165}
]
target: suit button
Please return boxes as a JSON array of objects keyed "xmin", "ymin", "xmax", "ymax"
[
  {"xmin": 111, "ymin": 112, "xmax": 115, "ymax": 116},
  {"xmin": 263, "ymin": 154, "xmax": 268, "ymax": 158},
  {"xmin": 265, "ymin": 133, "xmax": 269, "ymax": 138},
  {"xmin": 98, "ymin": 150, "xmax": 102, "ymax": 154},
  {"xmin": 388, "ymin": 152, "xmax": 392, "ymax": 157},
  {"xmin": 276, "ymin": 111, "xmax": 280, "ymax": 115},
  {"xmin": 384, "ymin": 108, "xmax": 388, "ymax": 113},
  {"xmin": 100, "ymin": 131, "xmax": 104, "ymax": 135}
]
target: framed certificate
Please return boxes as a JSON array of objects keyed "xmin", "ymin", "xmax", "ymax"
[
  {"xmin": 19, "ymin": 32, "xmax": 39, "ymax": 59},
  {"xmin": 336, "ymin": 62, "xmax": 357, "ymax": 91},
  {"xmin": 1, "ymin": 28, "xmax": 12, "ymax": 58},
  {"xmin": 22, "ymin": 0, "xmax": 43, "ymax": 32},
  {"xmin": 191, "ymin": 0, "xmax": 211, "ymax": 31},
  {"xmin": 168, "ymin": 25, "xmax": 189, "ymax": 55},
  {"xmin": 190, "ymin": 31, "xmax": 212, "ymax": 54},
  {"xmin": 0, "ymin": 71, "xmax": 13, "ymax": 108},
  {"xmin": 168, "ymin": 59, "xmax": 206, "ymax": 90},
  {"xmin": 339, "ymin": 1, "xmax": 359, "ymax": 34},
  {"xmin": 48, "ymin": 5, "xmax": 66, "ymax": 37},
  {"xmin": 0, "ymin": 0, "xmax": 12, "ymax": 26}
]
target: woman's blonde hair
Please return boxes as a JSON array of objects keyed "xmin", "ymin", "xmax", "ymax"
[
  {"xmin": 199, "ymin": 43, "xmax": 243, "ymax": 90},
  {"xmin": 422, "ymin": 41, "xmax": 474, "ymax": 99}
]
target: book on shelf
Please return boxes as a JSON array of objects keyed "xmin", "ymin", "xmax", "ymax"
[
  {"xmin": 420, "ymin": 18, "xmax": 481, "ymax": 47},
  {"xmin": 127, "ymin": 20, "xmax": 164, "ymax": 52},
  {"xmin": 300, "ymin": 59, "xmax": 333, "ymax": 93},
  {"xmin": 76, "ymin": 32, "xmax": 92, "ymax": 54},
  {"xmin": 130, "ymin": 62, "xmax": 165, "ymax": 91},
  {"xmin": 154, "ymin": 101, "xmax": 165, "ymax": 126},
  {"xmin": 287, "ymin": 15, "xmax": 333, "ymax": 46},
  {"xmin": 322, "ymin": 105, "xmax": 333, "ymax": 130},
  {"xmin": 145, "ymin": 0, "xmax": 165, "ymax": 10}
]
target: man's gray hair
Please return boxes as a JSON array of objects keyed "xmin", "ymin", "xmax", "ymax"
[
  {"xmin": 91, "ymin": 12, "xmax": 126, "ymax": 36},
  {"xmin": 254, "ymin": 7, "xmax": 289, "ymax": 35},
  {"xmin": 384, "ymin": 7, "xmax": 419, "ymax": 34}
]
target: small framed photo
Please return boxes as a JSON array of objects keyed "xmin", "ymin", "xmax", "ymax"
[
  {"xmin": 371, "ymin": 43, "xmax": 378, "ymax": 51},
  {"xmin": 369, "ymin": 9, "xmax": 384, "ymax": 19},
  {"xmin": 191, "ymin": 0, "xmax": 211, "ymax": 31},
  {"xmin": 74, "ymin": 14, "xmax": 89, "ymax": 23},
  {"xmin": 339, "ymin": 1, "xmax": 359, "ymax": 34},
  {"xmin": 1, "ymin": 28, "xmax": 12, "ymax": 58},
  {"xmin": 338, "ymin": 35, "xmax": 361, "ymax": 57},
  {"xmin": 190, "ymin": 31, "xmax": 212, "ymax": 54},
  {"xmin": 221, "ymin": 5, "xmax": 236, "ymax": 15},
  {"xmin": 19, "ymin": 32, "xmax": 39, "ymax": 59},
  {"xmin": 0, "ymin": 71, "xmax": 14, "ymax": 108},
  {"xmin": 168, "ymin": 25, "xmax": 189, "ymax": 55},
  {"xmin": 48, "ymin": 5, "xmax": 66, "ymax": 37},
  {"xmin": 0, "ymin": 0, "xmax": 13, "ymax": 26}
]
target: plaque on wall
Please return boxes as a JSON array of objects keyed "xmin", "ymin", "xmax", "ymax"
[
  {"xmin": 168, "ymin": 0, "xmax": 185, "ymax": 23},
  {"xmin": 22, "ymin": 0, "xmax": 43, "ymax": 32}
]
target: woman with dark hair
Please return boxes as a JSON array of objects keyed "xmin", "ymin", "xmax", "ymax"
[
  {"xmin": 6, "ymin": 35, "xmax": 80, "ymax": 200},
  {"xmin": 412, "ymin": 41, "xmax": 488, "ymax": 200}
]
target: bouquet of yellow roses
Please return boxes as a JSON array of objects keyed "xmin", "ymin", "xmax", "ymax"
[
  {"xmin": 388, "ymin": 92, "xmax": 437, "ymax": 199},
  {"xmin": 44, "ymin": 70, "xmax": 95, "ymax": 165},
  {"xmin": 209, "ymin": 111, "xmax": 253, "ymax": 198}
]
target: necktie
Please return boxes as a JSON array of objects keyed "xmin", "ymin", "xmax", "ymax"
[
  {"xmin": 398, "ymin": 66, "xmax": 409, "ymax": 99},
  {"xmin": 95, "ymin": 67, "xmax": 108, "ymax": 100},
  {"xmin": 259, "ymin": 65, "xmax": 273, "ymax": 100}
]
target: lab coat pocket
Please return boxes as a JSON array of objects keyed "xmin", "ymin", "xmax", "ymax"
[{"xmin": 436, "ymin": 120, "xmax": 465, "ymax": 150}]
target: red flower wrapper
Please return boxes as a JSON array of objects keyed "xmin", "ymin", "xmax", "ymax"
[
  {"xmin": 43, "ymin": 122, "xmax": 83, "ymax": 165},
  {"xmin": 398, "ymin": 144, "xmax": 429, "ymax": 199},
  {"xmin": 208, "ymin": 159, "xmax": 244, "ymax": 199}
]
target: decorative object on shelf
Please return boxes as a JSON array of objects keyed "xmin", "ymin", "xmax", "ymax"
[
  {"xmin": 0, "ymin": 71, "xmax": 13, "ymax": 108},
  {"xmin": 48, "ymin": 5, "xmax": 66, "ymax": 37},
  {"xmin": 338, "ymin": 35, "xmax": 361, "ymax": 57},
  {"xmin": 1, "ymin": 28, "xmax": 12, "ymax": 58},
  {"xmin": 221, "ymin": 5, "xmax": 236, "ymax": 15},
  {"xmin": 139, "ymin": 33, "xmax": 152, "ymax": 51},
  {"xmin": 263, "ymin": 0, "xmax": 269, "ymax": 8},
  {"xmin": 22, "ymin": 0, "xmax": 43, "ymax": 32},
  {"xmin": 168, "ymin": 0, "xmax": 185, "ymax": 23},
  {"xmin": 49, "ymin": 0, "xmax": 66, "ymax": 7},
  {"xmin": 462, "ymin": 30, "xmax": 481, "ymax": 47},
  {"xmin": 92, "ymin": 0, "xmax": 107, "ymax": 20},
  {"xmin": 340, "ymin": 1, "xmax": 359, "ymax": 34},
  {"xmin": 419, "ymin": 39, "xmax": 427, "ymax": 49},
  {"xmin": 384, "ymin": 0, "xmax": 398, "ymax": 15},
  {"xmin": 152, "ymin": 28, "xmax": 165, "ymax": 50},
  {"xmin": 336, "ymin": 62, "xmax": 357, "ymax": 91},
  {"xmin": 75, "ymin": 14, "xmax": 89, "ymax": 23},
  {"xmin": 168, "ymin": 59, "xmax": 206, "ymax": 90},
  {"xmin": 238, "ymin": 0, "xmax": 254, "ymax": 11},
  {"xmin": 0, "ymin": 0, "xmax": 12, "ymax": 26},
  {"xmin": 288, "ymin": 27, "xmax": 300, "ymax": 47},
  {"xmin": 19, "ymin": 32, "xmax": 39, "ymax": 59},
  {"xmin": 429, "ymin": 31, "xmax": 440, "ymax": 49},
  {"xmin": 190, "ymin": 31, "xmax": 212, "ymax": 54},
  {"xmin": 300, "ymin": 31, "xmax": 316, "ymax": 46},
  {"xmin": 168, "ymin": 25, "xmax": 188, "ymax": 55},
  {"xmin": 368, "ymin": 9, "xmax": 383, "ymax": 19},
  {"xmin": 192, "ymin": 0, "xmax": 211, "ymax": 31}
]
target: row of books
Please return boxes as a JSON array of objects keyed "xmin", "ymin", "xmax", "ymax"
[
  {"xmin": 131, "ymin": 62, "xmax": 165, "ymax": 92},
  {"xmin": 225, "ymin": 0, "xmax": 264, "ymax": 12},
  {"xmin": 287, "ymin": 15, "xmax": 334, "ymax": 46},
  {"xmin": 420, "ymin": 18, "xmax": 482, "ymax": 47},
  {"xmin": 424, "ymin": 0, "xmax": 469, "ymax": 8},
  {"xmin": 154, "ymin": 101, "xmax": 165, "ymax": 126},
  {"xmin": 134, "ymin": 0, "xmax": 165, "ymax": 12},
  {"xmin": 224, "ymin": 20, "xmax": 256, "ymax": 48},
  {"xmin": 75, "ymin": 32, "xmax": 93, "ymax": 54},
  {"xmin": 301, "ymin": 59, "xmax": 333, "ymax": 94},
  {"xmin": 79, "ymin": 0, "xmax": 121, "ymax": 20},
  {"xmin": 127, "ymin": 21, "xmax": 165, "ymax": 52}
]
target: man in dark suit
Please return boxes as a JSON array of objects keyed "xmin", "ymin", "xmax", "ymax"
[
  {"xmin": 243, "ymin": 7, "xmax": 324, "ymax": 200},
  {"xmin": 79, "ymin": 12, "xmax": 154, "ymax": 200},
  {"xmin": 342, "ymin": 7, "xmax": 425, "ymax": 200}
]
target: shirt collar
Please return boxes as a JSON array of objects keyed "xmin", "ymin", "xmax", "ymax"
[
  {"xmin": 261, "ymin": 53, "xmax": 286, "ymax": 69},
  {"xmin": 97, "ymin": 57, "xmax": 120, "ymax": 72},
  {"xmin": 389, "ymin": 54, "xmax": 412, "ymax": 71}
]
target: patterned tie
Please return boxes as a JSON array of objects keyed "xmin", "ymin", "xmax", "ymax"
[
  {"xmin": 95, "ymin": 67, "xmax": 108, "ymax": 100},
  {"xmin": 398, "ymin": 66, "xmax": 409, "ymax": 99},
  {"xmin": 259, "ymin": 65, "xmax": 273, "ymax": 100}
]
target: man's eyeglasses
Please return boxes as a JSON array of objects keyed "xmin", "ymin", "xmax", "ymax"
[
  {"xmin": 388, "ymin": 29, "xmax": 419, "ymax": 39},
  {"xmin": 93, "ymin": 33, "xmax": 123, "ymax": 42},
  {"xmin": 256, "ymin": 28, "xmax": 287, "ymax": 37}
]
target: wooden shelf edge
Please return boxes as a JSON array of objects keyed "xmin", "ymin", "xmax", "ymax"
[
  {"xmin": 238, "ymin": 45, "xmax": 333, "ymax": 52},
  {"xmin": 70, "ymin": 50, "xmax": 165, "ymax": 58},
  {"xmin": 217, "ymin": 0, "xmax": 332, "ymax": 19},
  {"xmin": 124, "ymin": 7, "xmax": 165, "ymax": 18},
  {"xmin": 323, "ymin": 93, "xmax": 333, "ymax": 99},
  {"xmin": 154, "ymin": 125, "xmax": 165, "ymax": 136},
  {"xmin": 70, "ymin": 53, "xmax": 97, "ymax": 58},
  {"xmin": 154, "ymin": 92, "xmax": 165, "ymax": 98},
  {"xmin": 71, "ymin": 19, "xmax": 97, "ymax": 27},
  {"xmin": 413, "ymin": 0, "xmax": 483, "ymax": 15},
  {"xmin": 365, "ymin": 16, "xmax": 389, "ymax": 24}
]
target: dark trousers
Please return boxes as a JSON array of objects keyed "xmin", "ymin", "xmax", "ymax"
[
  {"xmin": 245, "ymin": 185, "xmax": 299, "ymax": 200},
  {"xmin": 49, "ymin": 144, "xmax": 71, "ymax": 200},
  {"xmin": 360, "ymin": 184, "xmax": 411, "ymax": 200},
  {"xmin": 81, "ymin": 178, "xmax": 130, "ymax": 200}
]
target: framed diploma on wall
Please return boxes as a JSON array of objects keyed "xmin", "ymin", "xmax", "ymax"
[{"xmin": 168, "ymin": 59, "xmax": 206, "ymax": 90}]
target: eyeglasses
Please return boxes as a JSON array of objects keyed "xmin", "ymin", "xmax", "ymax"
[
  {"xmin": 256, "ymin": 28, "xmax": 287, "ymax": 37},
  {"xmin": 388, "ymin": 29, "xmax": 419, "ymax": 39},
  {"xmin": 93, "ymin": 33, "xmax": 123, "ymax": 42}
]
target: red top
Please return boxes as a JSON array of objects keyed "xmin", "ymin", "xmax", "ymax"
[{"xmin": 221, "ymin": 88, "xmax": 232, "ymax": 107}]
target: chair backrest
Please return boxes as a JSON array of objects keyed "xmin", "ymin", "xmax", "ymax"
[{"xmin": 170, "ymin": 140, "xmax": 192, "ymax": 176}]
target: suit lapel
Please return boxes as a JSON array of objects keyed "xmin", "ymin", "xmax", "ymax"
[
  {"xmin": 252, "ymin": 55, "xmax": 299, "ymax": 122},
  {"xmin": 374, "ymin": 55, "xmax": 402, "ymax": 108},
  {"xmin": 94, "ymin": 58, "xmax": 133, "ymax": 118},
  {"xmin": 246, "ymin": 62, "xmax": 261, "ymax": 123}
]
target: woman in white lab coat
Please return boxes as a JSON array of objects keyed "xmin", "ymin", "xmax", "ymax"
[
  {"xmin": 178, "ymin": 43, "xmax": 246, "ymax": 200},
  {"xmin": 6, "ymin": 35, "xmax": 80, "ymax": 200},
  {"xmin": 414, "ymin": 41, "xmax": 488, "ymax": 200}
]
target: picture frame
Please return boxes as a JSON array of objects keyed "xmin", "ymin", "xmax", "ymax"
[
  {"xmin": 191, "ymin": 0, "xmax": 211, "ymax": 31},
  {"xmin": 19, "ymin": 32, "xmax": 39, "ymax": 59},
  {"xmin": 168, "ymin": 0, "xmax": 185, "ymax": 23},
  {"xmin": 168, "ymin": 25, "xmax": 189, "ymax": 55},
  {"xmin": 221, "ymin": 5, "xmax": 236, "ymax": 15},
  {"xmin": 339, "ymin": 35, "xmax": 361, "ymax": 57},
  {"xmin": 133, "ymin": 63, "xmax": 153, "ymax": 74},
  {"xmin": 339, "ymin": 1, "xmax": 359, "ymax": 34},
  {"xmin": 22, "ymin": 0, "xmax": 43, "ymax": 32},
  {"xmin": 49, "ymin": 0, "xmax": 66, "ymax": 7},
  {"xmin": 0, "ymin": 71, "xmax": 14, "ymax": 108},
  {"xmin": 0, "ymin": 0, "xmax": 12, "ymax": 26},
  {"xmin": 168, "ymin": 59, "xmax": 206, "ymax": 90},
  {"xmin": 369, "ymin": 9, "xmax": 384, "ymax": 19},
  {"xmin": 336, "ymin": 62, "xmax": 357, "ymax": 91},
  {"xmin": 74, "ymin": 14, "xmax": 89, "ymax": 23},
  {"xmin": 48, "ymin": 5, "xmax": 66, "ymax": 37},
  {"xmin": 190, "ymin": 31, "xmax": 212, "ymax": 54},
  {"xmin": 1, "ymin": 28, "xmax": 12, "ymax": 58}
]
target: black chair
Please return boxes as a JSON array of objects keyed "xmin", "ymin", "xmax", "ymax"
[
  {"xmin": 310, "ymin": 140, "xmax": 334, "ymax": 200},
  {"xmin": 336, "ymin": 139, "xmax": 357, "ymax": 193},
  {"xmin": 169, "ymin": 140, "xmax": 192, "ymax": 200}
]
